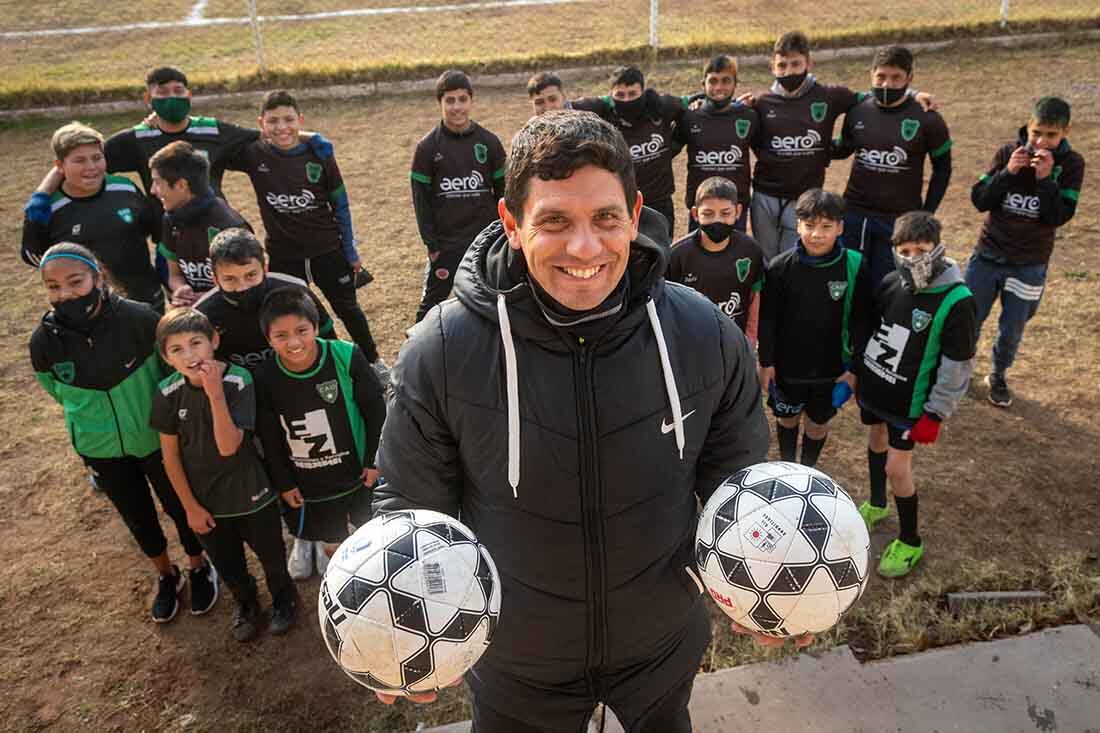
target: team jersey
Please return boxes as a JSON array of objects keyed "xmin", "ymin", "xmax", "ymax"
[
  {"xmin": 666, "ymin": 230, "xmax": 764, "ymax": 332},
  {"xmin": 675, "ymin": 102, "xmax": 758, "ymax": 207},
  {"xmin": 758, "ymin": 244, "xmax": 871, "ymax": 383},
  {"xmin": 858, "ymin": 272, "xmax": 977, "ymax": 423},
  {"xmin": 21, "ymin": 175, "xmax": 162, "ymax": 307},
  {"xmin": 159, "ymin": 195, "xmax": 251, "ymax": 293},
  {"xmin": 837, "ymin": 96, "xmax": 952, "ymax": 215},
  {"xmin": 254, "ymin": 339, "xmax": 385, "ymax": 501},
  {"xmin": 150, "ymin": 365, "xmax": 276, "ymax": 518},
  {"xmin": 410, "ymin": 121, "xmax": 506, "ymax": 250},
  {"xmin": 194, "ymin": 272, "xmax": 335, "ymax": 370},
  {"xmin": 234, "ymin": 140, "xmax": 349, "ymax": 261},
  {"xmin": 572, "ymin": 92, "xmax": 685, "ymax": 204},
  {"xmin": 753, "ymin": 81, "xmax": 861, "ymax": 199},
  {"xmin": 972, "ymin": 132, "xmax": 1085, "ymax": 265}
]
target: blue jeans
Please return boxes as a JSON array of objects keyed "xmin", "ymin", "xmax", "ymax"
[
  {"xmin": 964, "ymin": 252, "xmax": 1048, "ymax": 375},
  {"xmin": 842, "ymin": 211, "xmax": 897, "ymax": 288}
]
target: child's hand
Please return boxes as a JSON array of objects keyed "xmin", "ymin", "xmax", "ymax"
[
  {"xmin": 758, "ymin": 365, "xmax": 775, "ymax": 391},
  {"xmin": 362, "ymin": 467, "xmax": 379, "ymax": 488},
  {"xmin": 197, "ymin": 360, "xmax": 226, "ymax": 397},
  {"xmin": 281, "ymin": 488, "xmax": 304, "ymax": 508},
  {"xmin": 914, "ymin": 91, "xmax": 938, "ymax": 112},
  {"xmin": 170, "ymin": 284, "xmax": 196, "ymax": 307},
  {"xmin": 1031, "ymin": 148, "xmax": 1055, "ymax": 179},
  {"xmin": 1007, "ymin": 146, "xmax": 1032, "ymax": 174},
  {"xmin": 731, "ymin": 620, "xmax": 814, "ymax": 649},
  {"xmin": 187, "ymin": 505, "xmax": 216, "ymax": 534},
  {"xmin": 837, "ymin": 371, "xmax": 857, "ymax": 392},
  {"xmin": 736, "ymin": 91, "xmax": 756, "ymax": 107}
]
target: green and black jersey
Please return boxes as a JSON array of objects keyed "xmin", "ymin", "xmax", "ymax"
[
  {"xmin": 21, "ymin": 176, "xmax": 163, "ymax": 308},
  {"xmin": 29, "ymin": 294, "xmax": 165, "ymax": 459},
  {"xmin": 254, "ymin": 338, "xmax": 386, "ymax": 501},
  {"xmin": 858, "ymin": 270, "xmax": 977, "ymax": 423},
  {"xmin": 758, "ymin": 244, "xmax": 871, "ymax": 383},
  {"xmin": 149, "ymin": 365, "xmax": 276, "ymax": 517},
  {"xmin": 666, "ymin": 230, "xmax": 764, "ymax": 333},
  {"xmin": 675, "ymin": 101, "xmax": 758, "ymax": 208},
  {"xmin": 159, "ymin": 194, "xmax": 251, "ymax": 293}
]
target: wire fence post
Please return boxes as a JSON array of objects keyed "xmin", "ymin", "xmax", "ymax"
[
  {"xmin": 1000, "ymin": 0, "xmax": 1011, "ymax": 27},
  {"xmin": 649, "ymin": 0, "xmax": 659, "ymax": 50},
  {"xmin": 246, "ymin": 0, "xmax": 268, "ymax": 79}
]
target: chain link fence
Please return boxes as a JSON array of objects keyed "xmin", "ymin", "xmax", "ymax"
[{"xmin": 0, "ymin": 0, "xmax": 1095, "ymax": 106}]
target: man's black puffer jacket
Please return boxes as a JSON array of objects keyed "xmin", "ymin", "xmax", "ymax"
[{"xmin": 374, "ymin": 214, "xmax": 768, "ymax": 707}]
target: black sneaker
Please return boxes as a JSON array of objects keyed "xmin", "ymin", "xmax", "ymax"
[
  {"xmin": 985, "ymin": 373, "xmax": 1013, "ymax": 408},
  {"xmin": 152, "ymin": 566, "xmax": 185, "ymax": 624},
  {"xmin": 231, "ymin": 599, "xmax": 259, "ymax": 642},
  {"xmin": 270, "ymin": 590, "xmax": 298, "ymax": 636},
  {"xmin": 189, "ymin": 561, "xmax": 219, "ymax": 615}
]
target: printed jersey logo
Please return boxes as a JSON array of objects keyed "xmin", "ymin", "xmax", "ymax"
[
  {"xmin": 911, "ymin": 309, "xmax": 932, "ymax": 333},
  {"xmin": 810, "ymin": 101, "xmax": 828, "ymax": 123},
  {"xmin": 52, "ymin": 361, "xmax": 75, "ymax": 384},
  {"xmin": 694, "ymin": 145, "xmax": 743, "ymax": 168},
  {"xmin": 439, "ymin": 170, "xmax": 488, "ymax": 196},
  {"xmin": 179, "ymin": 258, "xmax": 215, "ymax": 289},
  {"xmin": 178, "ymin": 408, "xmax": 188, "ymax": 420},
  {"xmin": 864, "ymin": 322, "xmax": 912, "ymax": 385},
  {"xmin": 629, "ymin": 133, "xmax": 668, "ymax": 163},
  {"xmin": 660, "ymin": 409, "xmax": 696, "ymax": 435},
  {"xmin": 281, "ymin": 409, "xmax": 351, "ymax": 469},
  {"xmin": 316, "ymin": 379, "xmax": 339, "ymax": 404},
  {"xmin": 719, "ymin": 291, "xmax": 742, "ymax": 319},
  {"xmin": 116, "ymin": 207, "xmax": 133, "ymax": 224},
  {"xmin": 305, "ymin": 161, "xmax": 323, "ymax": 184},
  {"xmin": 901, "ymin": 118, "xmax": 920, "ymax": 142},
  {"xmin": 265, "ymin": 189, "xmax": 321, "ymax": 214},
  {"xmin": 769, "ymin": 129, "xmax": 823, "ymax": 155},
  {"xmin": 736, "ymin": 118, "xmax": 751, "ymax": 139},
  {"xmin": 1002, "ymin": 192, "xmax": 1040, "ymax": 219},
  {"xmin": 474, "ymin": 142, "xmax": 488, "ymax": 164},
  {"xmin": 683, "ymin": 272, "xmax": 699, "ymax": 284},
  {"xmin": 72, "ymin": 224, "xmax": 82, "ymax": 236},
  {"xmin": 856, "ymin": 145, "xmax": 910, "ymax": 173},
  {"xmin": 736, "ymin": 257, "xmax": 752, "ymax": 283},
  {"xmin": 257, "ymin": 162, "xmax": 270, "ymax": 173},
  {"xmin": 827, "ymin": 280, "xmax": 847, "ymax": 301}
]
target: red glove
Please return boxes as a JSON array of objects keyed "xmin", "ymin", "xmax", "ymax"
[{"xmin": 908, "ymin": 413, "xmax": 941, "ymax": 444}]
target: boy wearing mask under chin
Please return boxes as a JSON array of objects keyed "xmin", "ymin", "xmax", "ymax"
[{"xmin": 855, "ymin": 211, "xmax": 977, "ymax": 579}]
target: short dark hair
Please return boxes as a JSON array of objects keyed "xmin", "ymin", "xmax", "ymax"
[
  {"xmin": 610, "ymin": 64, "xmax": 645, "ymax": 90},
  {"xmin": 871, "ymin": 45, "xmax": 913, "ymax": 75},
  {"xmin": 504, "ymin": 110, "xmax": 636, "ymax": 224},
  {"xmin": 145, "ymin": 66, "xmax": 188, "ymax": 88},
  {"xmin": 527, "ymin": 71, "xmax": 563, "ymax": 97},
  {"xmin": 774, "ymin": 31, "xmax": 810, "ymax": 58},
  {"xmin": 704, "ymin": 54, "xmax": 738, "ymax": 79},
  {"xmin": 695, "ymin": 177, "xmax": 739, "ymax": 206},
  {"xmin": 149, "ymin": 141, "xmax": 210, "ymax": 198},
  {"xmin": 40, "ymin": 242, "xmax": 100, "ymax": 274},
  {"xmin": 156, "ymin": 307, "xmax": 215, "ymax": 356},
  {"xmin": 260, "ymin": 287, "xmax": 320, "ymax": 337},
  {"xmin": 260, "ymin": 89, "xmax": 300, "ymax": 115},
  {"xmin": 436, "ymin": 69, "xmax": 473, "ymax": 101},
  {"xmin": 891, "ymin": 211, "xmax": 942, "ymax": 246},
  {"xmin": 1033, "ymin": 96, "xmax": 1071, "ymax": 128},
  {"xmin": 209, "ymin": 228, "xmax": 265, "ymax": 272},
  {"xmin": 795, "ymin": 188, "xmax": 844, "ymax": 222}
]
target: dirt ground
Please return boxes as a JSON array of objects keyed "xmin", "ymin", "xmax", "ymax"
[{"xmin": 0, "ymin": 40, "xmax": 1098, "ymax": 732}]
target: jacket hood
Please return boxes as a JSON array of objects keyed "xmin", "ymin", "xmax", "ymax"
[{"xmin": 928, "ymin": 258, "xmax": 965, "ymax": 289}]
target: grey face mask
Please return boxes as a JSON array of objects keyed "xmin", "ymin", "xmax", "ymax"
[{"xmin": 894, "ymin": 244, "xmax": 946, "ymax": 291}]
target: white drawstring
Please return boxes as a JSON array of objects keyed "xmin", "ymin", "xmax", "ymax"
[
  {"xmin": 646, "ymin": 300, "xmax": 685, "ymax": 460},
  {"xmin": 497, "ymin": 294, "xmax": 520, "ymax": 498}
]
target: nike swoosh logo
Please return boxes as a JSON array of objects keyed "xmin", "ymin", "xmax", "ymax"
[
  {"xmin": 661, "ymin": 409, "xmax": 696, "ymax": 434},
  {"xmin": 125, "ymin": 358, "xmax": 137, "ymax": 368}
]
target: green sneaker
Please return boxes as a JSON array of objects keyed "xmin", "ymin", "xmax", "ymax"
[
  {"xmin": 877, "ymin": 538, "xmax": 924, "ymax": 578},
  {"xmin": 858, "ymin": 501, "xmax": 891, "ymax": 532}
]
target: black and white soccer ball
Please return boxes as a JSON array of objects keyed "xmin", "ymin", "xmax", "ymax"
[
  {"xmin": 318, "ymin": 509, "xmax": 501, "ymax": 695},
  {"xmin": 695, "ymin": 462, "xmax": 870, "ymax": 637}
]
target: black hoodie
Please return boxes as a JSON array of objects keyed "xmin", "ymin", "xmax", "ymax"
[{"xmin": 374, "ymin": 213, "xmax": 768, "ymax": 708}]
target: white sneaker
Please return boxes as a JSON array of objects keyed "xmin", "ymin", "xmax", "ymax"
[
  {"xmin": 371, "ymin": 358, "xmax": 392, "ymax": 389},
  {"xmin": 315, "ymin": 541, "xmax": 331, "ymax": 575},
  {"xmin": 288, "ymin": 538, "xmax": 314, "ymax": 580}
]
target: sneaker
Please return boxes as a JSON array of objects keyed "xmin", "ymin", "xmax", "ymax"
[
  {"xmin": 189, "ymin": 561, "xmax": 219, "ymax": 615},
  {"xmin": 371, "ymin": 358, "xmax": 392, "ymax": 390},
  {"xmin": 985, "ymin": 373, "xmax": 1013, "ymax": 408},
  {"xmin": 877, "ymin": 538, "xmax": 925, "ymax": 578},
  {"xmin": 152, "ymin": 566, "xmax": 185, "ymax": 623},
  {"xmin": 231, "ymin": 599, "xmax": 259, "ymax": 642},
  {"xmin": 858, "ymin": 501, "xmax": 891, "ymax": 533},
  {"xmin": 314, "ymin": 541, "xmax": 331, "ymax": 576},
  {"xmin": 288, "ymin": 537, "xmax": 314, "ymax": 581},
  {"xmin": 270, "ymin": 590, "xmax": 298, "ymax": 636}
]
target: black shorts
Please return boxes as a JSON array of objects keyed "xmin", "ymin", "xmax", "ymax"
[
  {"xmin": 282, "ymin": 488, "xmax": 368, "ymax": 544},
  {"xmin": 860, "ymin": 406, "xmax": 915, "ymax": 451},
  {"xmin": 767, "ymin": 381, "xmax": 836, "ymax": 424}
]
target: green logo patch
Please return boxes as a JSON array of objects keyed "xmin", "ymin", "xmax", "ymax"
[
  {"xmin": 810, "ymin": 102, "xmax": 828, "ymax": 123},
  {"xmin": 736, "ymin": 257, "xmax": 752, "ymax": 283},
  {"xmin": 900, "ymin": 118, "xmax": 920, "ymax": 142},
  {"xmin": 911, "ymin": 308, "xmax": 932, "ymax": 333},
  {"xmin": 53, "ymin": 361, "xmax": 75, "ymax": 384},
  {"xmin": 735, "ymin": 119, "xmax": 751, "ymax": 139},
  {"xmin": 306, "ymin": 161, "xmax": 323, "ymax": 184},
  {"xmin": 827, "ymin": 280, "xmax": 847, "ymax": 301},
  {"xmin": 1051, "ymin": 165, "xmax": 1063, "ymax": 182},
  {"xmin": 316, "ymin": 379, "xmax": 339, "ymax": 404},
  {"xmin": 474, "ymin": 143, "xmax": 488, "ymax": 164},
  {"xmin": 116, "ymin": 207, "xmax": 133, "ymax": 224}
]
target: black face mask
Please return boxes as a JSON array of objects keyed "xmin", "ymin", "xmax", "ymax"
[
  {"xmin": 700, "ymin": 221, "xmax": 734, "ymax": 245},
  {"xmin": 224, "ymin": 282, "xmax": 266, "ymax": 313},
  {"xmin": 616, "ymin": 96, "xmax": 646, "ymax": 120},
  {"xmin": 54, "ymin": 286, "xmax": 103, "ymax": 328},
  {"xmin": 872, "ymin": 85, "xmax": 908, "ymax": 106},
  {"xmin": 776, "ymin": 71, "xmax": 808, "ymax": 93}
]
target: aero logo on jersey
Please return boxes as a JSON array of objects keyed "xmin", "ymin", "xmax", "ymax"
[
  {"xmin": 770, "ymin": 129, "xmax": 823, "ymax": 154},
  {"xmin": 266, "ymin": 189, "xmax": 320, "ymax": 214},
  {"xmin": 719, "ymin": 291, "xmax": 742, "ymax": 319},
  {"xmin": 1002, "ymin": 192, "xmax": 1041, "ymax": 219},
  {"xmin": 440, "ymin": 170, "xmax": 487, "ymax": 194},
  {"xmin": 180, "ymin": 258, "xmax": 215, "ymax": 287},
  {"xmin": 864, "ymin": 322, "xmax": 910, "ymax": 384},
  {"xmin": 629, "ymin": 133, "xmax": 667, "ymax": 163},
  {"xmin": 857, "ymin": 146, "xmax": 910, "ymax": 173},
  {"xmin": 695, "ymin": 145, "xmax": 744, "ymax": 167}
]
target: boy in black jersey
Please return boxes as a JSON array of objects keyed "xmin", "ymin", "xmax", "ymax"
[
  {"xmin": 667, "ymin": 177, "xmax": 764, "ymax": 344},
  {"xmin": 22, "ymin": 123, "xmax": 164, "ymax": 310},
  {"xmin": 411, "ymin": 70, "xmax": 507, "ymax": 323},
  {"xmin": 758, "ymin": 189, "xmax": 870, "ymax": 467},
  {"xmin": 150, "ymin": 141, "xmax": 251, "ymax": 307},
  {"xmin": 966, "ymin": 97, "xmax": 1085, "ymax": 408},
  {"xmin": 254, "ymin": 289, "xmax": 386, "ymax": 577},
  {"xmin": 857, "ymin": 212, "xmax": 976, "ymax": 578},
  {"xmin": 195, "ymin": 229, "xmax": 335, "ymax": 371},
  {"xmin": 152, "ymin": 308, "xmax": 296, "ymax": 641},
  {"xmin": 528, "ymin": 72, "xmax": 568, "ymax": 116}
]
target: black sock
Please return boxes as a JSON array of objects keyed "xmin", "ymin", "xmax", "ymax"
[
  {"xmin": 894, "ymin": 494, "xmax": 920, "ymax": 546},
  {"xmin": 776, "ymin": 423, "xmax": 798, "ymax": 461},
  {"xmin": 800, "ymin": 433, "xmax": 827, "ymax": 467},
  {"xmin": 868, "ymin": 449, "xmax": 888, "ymax": 507}
]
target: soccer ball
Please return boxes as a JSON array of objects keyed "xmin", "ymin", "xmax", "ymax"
[
  {"xmin": 318, "ymin": 509, "xmax": 501, "ymax": 695},
  {"xmin": 695, "ymin": 462, "xmax": 870, "ymax": 637}
]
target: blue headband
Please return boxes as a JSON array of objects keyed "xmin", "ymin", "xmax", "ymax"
[{"xmin": 40, "ymin": 253, "xmax": 100, "ymax": 272}]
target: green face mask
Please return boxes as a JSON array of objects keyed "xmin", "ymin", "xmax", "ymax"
[{"xmin": 151, "ymin": 96, "xmax": 191, "ymax": 124}]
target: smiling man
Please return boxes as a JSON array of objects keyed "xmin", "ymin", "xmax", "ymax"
[{"xmin": 374, "ymin": 111, "xmax": 776, "ymax": 732}]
